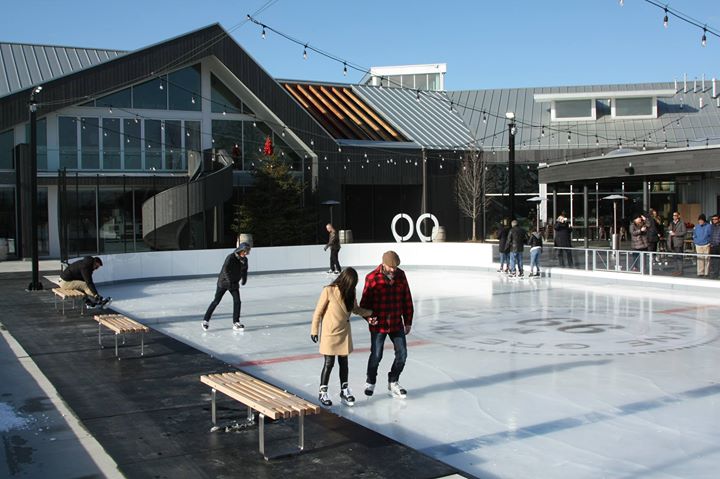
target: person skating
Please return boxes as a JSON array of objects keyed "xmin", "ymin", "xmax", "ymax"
[
  {"xmin": 311, "ymin": 267, "xmax": 372, "ymax": 407},
  {"xmin": 324, "ymin": 223, "xmax": 341, "ymax": 274},
  {"xmin": 360, "ymin": 251, "xmax": 414, "ymax": 399},
  {"xmin": 201, "ymin": 243, "xmax": 250, "ymax": 331},
  {"xmin": 59, "ymin": 256, "xmax": 111, "ymax": 308},
  {"xmin": 528, "ymin": 226, "xmax": 543, "ymax": 277}
]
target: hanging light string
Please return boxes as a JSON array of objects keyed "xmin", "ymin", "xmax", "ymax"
[{"xmin": 640, "ymin": 0, "xmax": 720, "ymax": 45}]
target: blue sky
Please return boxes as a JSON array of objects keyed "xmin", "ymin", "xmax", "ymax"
[{"xmin": 2, "ymin": 0, "xmax": 719, "ymax": 90}]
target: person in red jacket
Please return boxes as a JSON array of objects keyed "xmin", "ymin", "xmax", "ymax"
[{"xmin": 360, "ymin": 251, "xmax": 414, "ymax": 399}]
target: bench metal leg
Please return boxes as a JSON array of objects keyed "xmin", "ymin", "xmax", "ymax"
[
  {"xmin": 259, "ymin": 413, "xmax": 266, "ymax": 458},
  {"xmin": 115, "ymin": 333, "xmax": 119, "ymax": 358},
  {"xmin": 141, "ymin": 332, "xmax": 144, "ymax": 356},
  {"xmin": 211, "ymin": 388, "xmax": 217, "ymax": 426},
  {"xmin": 98, "ymin": 323, "xmax": 103, "ymax": 347},
  {"xmin": 247, "ymin": 406, "xmax": 254, "ymax": 424},
  {"xmin": 298, "ymin": 410, "xmax": 305, "ymax": 451}
]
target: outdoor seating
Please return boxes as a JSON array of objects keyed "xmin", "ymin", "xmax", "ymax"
[{"xmin": 93, "ymin": 313, "xmax": 149, "ymax": 358}]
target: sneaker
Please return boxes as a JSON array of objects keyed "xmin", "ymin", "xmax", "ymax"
[
  {"xmin": 233, "ymin": 322, "xmax": 244, "ymax": 331},
  {"xmin": 201, "ymin": 320, "xmax": 209, "ymax": 331},
  {"xmin": 318, "ymin": 386, "xmax": 332, "ymax": 407},
  {"xmin": 340, "ymin": 384, "xmax": 355, "ymax": 406},
  {"xmin": 84, "ymin": 297, "xmax": 98, "ymax": 308},
  {"xmin": 364, "ymin": 382, "xmax": 375, "ymax": 397},
  {"xmin": 388, "ymin": 381, "xmax": 407, "ymax": 399},
  {"xmin": 99, "ymin": 297, "xmax": 112, "ymax": 309}
]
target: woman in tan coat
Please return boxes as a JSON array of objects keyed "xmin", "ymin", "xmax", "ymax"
[{"xmin": 311, "ymin": 267, "xmax": 372, "ymax": 407}]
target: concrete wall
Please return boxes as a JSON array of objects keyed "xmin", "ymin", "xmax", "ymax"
[{"xmin": 91, "ymin": 242, "xmax": 495, "ymax": 284}]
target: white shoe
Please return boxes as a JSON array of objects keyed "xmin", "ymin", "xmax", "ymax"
[
  {"xmin": 388, "ymin": 381, "xmax": 407, "ymax": 398},
  {"xmin": 364, "ymin": 382, "xmax": 375, "ymax": 397},
  {"xmin": 201, "ymin": 320, "xmax": 209, "ymax": 331},
  {"xmin": 318, "ymin": 387, "xmax": 332, "ymax": 407},
  {"xmin": 340, "ymin": 385, "xmax": 355, "ymax": 406},
  {"xmin": 233, "ymin": 323, "xmax": 244, "ymax": 331}
]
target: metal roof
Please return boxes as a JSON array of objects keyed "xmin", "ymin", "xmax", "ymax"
[
  {"xmin": 353, "ymin": 85, "xmax": 476, "ymax": 150},
  {"xmin": 448, "ymin": 82, "xmax": 720, "ymax": 153},
  {"xmin": 0, "ymin": 42, "xmax": 126, "ymax": 98}
]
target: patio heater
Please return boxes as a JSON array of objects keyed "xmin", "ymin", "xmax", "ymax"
[
  {"xmin": 602, "ymin": 194, "xmax": 628, "ymax": 250},
  {"xmin": 526, "ymin": 196, "xmax": 547, "ymax": 232}
]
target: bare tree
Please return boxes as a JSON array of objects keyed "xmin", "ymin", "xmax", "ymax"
[{"xmin": 455, "ymin": 150, "xmax": 485, "ymax": 241}]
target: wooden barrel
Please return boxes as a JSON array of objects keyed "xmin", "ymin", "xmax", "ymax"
[
  {"xmin": 339, "ymin": 230, "xmax": 353, "ymax": 244},
  {"xmin": 432, "ymin": 226, "xmax": 446, "ymax": 242}
]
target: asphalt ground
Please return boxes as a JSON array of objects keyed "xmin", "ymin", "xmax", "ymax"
[{"xmin": 0, "ymin": 269, "xmax": 466, "ymax": 479}]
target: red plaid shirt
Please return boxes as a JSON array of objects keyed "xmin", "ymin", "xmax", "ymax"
[{"xmin": 360, "ymin": 265, "xmax": 414, "ymax": 333}]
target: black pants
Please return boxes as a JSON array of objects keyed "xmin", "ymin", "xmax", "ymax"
[
  {"xmin": 329, "ymin": 249, "xmax": 341, "ymax": 272},
  {"xmin": 558, "ymin": 248, "xmax": 574, "ymax": 267},
  {"xmin": 710, "ymin": 245, "xmax": 720, "ymax": 278},
  {"xmin": 203, "ymin": 287, "xmax": 241, "ymax": 323},
  {"xmin": 320, "ymin": 355, "xmax": 348, "ymax": 387}
]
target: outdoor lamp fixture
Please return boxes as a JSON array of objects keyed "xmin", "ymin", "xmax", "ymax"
[
  {"xmin": 506, "ymin": 112, "xmax": 516, "ymax": 221},
  {"xmin": 624, "ymin": 162, "xmax": 635, "ymax": 175},
  {"xmin": 27, "ymin": 85, "xmax": 43, "ymax": 291},
  {"xmin": 602, "ymin": 194, "xmax": 628, "ymax": 250},
  {"xmin": 526, "ymin": 196, "xmax": 547, "ymax": 232}
]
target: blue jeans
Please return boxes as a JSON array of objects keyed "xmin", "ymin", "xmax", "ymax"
[
  {"xmin": 366, "ymin": 330, "xmax": 407, "ymax": 384},
  {"xmin": 499, "ymin": 252, "xmax": 509, "ymax": 270},
  {"xmin": 509, "ymin": 251, "xmax": 523, "ymax": 274},
  {"xmin": 530, "ymin": 248, "xmax": 541, "ymax": 273}
]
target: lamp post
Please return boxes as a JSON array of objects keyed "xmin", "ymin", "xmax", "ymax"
[
  {"xmin": 602, "ymin": 194, "xmax": 627, "ymax": 250},
  {"xmin": 27, "ymin": 85, "xmax": 43, "ymax": 291},
  {"xmin": 506, "ymin": 112, "xmax": 516, "ymax": 221}
]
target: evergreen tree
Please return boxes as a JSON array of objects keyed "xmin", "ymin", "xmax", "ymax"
[{"xmin": 232, "ymin": 153, "xmax": 315, "ymax": 246}]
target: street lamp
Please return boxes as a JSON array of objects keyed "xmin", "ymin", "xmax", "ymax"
[
  {"xmin": 27, "ymin": 85, "xmax": 43, "ymax": 291},
  {"xmin": 506, "ymin": 112, "xmax": 516, "ymax": 221}
]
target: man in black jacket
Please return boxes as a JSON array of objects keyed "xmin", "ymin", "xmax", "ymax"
[
  {"xmin": 59, "ymin": 256, "xmax": 110, "ymax": 307},
  {"xmin": 202, "ymin": 242, "xmax": 250, "ymax": 331},
  {"xmin": 508, "ymin": 220, "xmax": 527, "ymax": 277}
]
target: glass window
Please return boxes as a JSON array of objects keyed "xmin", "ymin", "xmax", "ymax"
[
  {"xmin": 133, "ymin": 77, "xmax": 167, "ymax": 110},
  {"xmin": 212, "ymin": 120, "xmax": 243, "ymax": 167},
  {"xmin": 0, "ymin": 129, "xmax": 13, "ymax": 169},
  {"xmin": 145, "ymin": 119, "xmax": 162, "ymax": 170},
  {"xmin": 66, "ymin": 187, "xmax": 97, "ymax": 256},
  {"xmin": 555, "ymin": 100, "xmax": 593, "ymax": 119},
  {"xmin": 415, "ymin": 74, "xmax": 428, "ymax": 90},
  {"xmin": 211, "ymin": 74, "xmax": 243, "ymax": 114},
  {"xmin": 0, "ymin": 187, "xmax": 16, "ymax": 255},
  {"xmin": 185, "ymin": 120, "xmax": 201, "ymax": 170},
  {"xmin": 427, "ymin": 74, "xmax": 439, "ymax": 91},
  {"xmin": 164, "ymin": 120, "xmax": 183, "ymax": 170},
  {"xmin": 98, "ymin": 187, "xmax": 126, "ymax": 253},
  {"xmin": 243, "ymin": 121, "xmax": 272, "ymax": 169},
  {"xmin": 615, "ymin": 97, "xmax": 653, "ymax": 117},
  {"xmin": 123, "ymin": 119, "xmax": 141, "ymax": 170},
  {"xmin": 169, "ymin": 64, "xmax": 201, "ymax": 111},
  {"xmin": 81, "ymin": 117, "xmax": 100, "ymax": 169},
  {"xmin": 102, "ymin": 118, "xmax": 121, "ymax": 169},
  {"xmin": 96, "ymin": 88, "xmax": 132, "ymax": 109},
  {"xmin": 59, "ymin": 117, "xmax": 78, "ymax": 169}
]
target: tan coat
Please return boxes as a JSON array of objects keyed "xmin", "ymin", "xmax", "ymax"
[{"xmin": 311, "ymin": 285, "xmax": 371, "ymax": 356}]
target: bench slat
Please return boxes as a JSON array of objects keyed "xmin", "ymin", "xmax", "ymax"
[
  {"xmin": 201, "ymin": 372, "xmax": 319, "ymax": 420},
  {"xmin": 93, "ymin": 314, "xmax": 149, "ymax": 334},
  {"xmin": 52, "ymin": 288, "xmax": 85, "ymax": 299}
]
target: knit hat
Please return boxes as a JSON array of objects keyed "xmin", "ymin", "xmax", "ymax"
[
  {"xmin": 382, "ymin": 251, "xmax": 400, "ymax": 268},
  {"xmin": 235, "ymin": 242, "xmax": 251, "ymax": 254}
]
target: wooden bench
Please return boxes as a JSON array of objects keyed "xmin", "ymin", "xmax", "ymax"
[
  {"xmin": 200, "ymin": 371, "xmax": 321, "ymax": 460},
  {"xmin": 93, "ymin": 314, "xmax": 149, "ymax": 359},
  {"xmin": 52, "ymin": 288, "xmax": 86, "ymax": 315}
]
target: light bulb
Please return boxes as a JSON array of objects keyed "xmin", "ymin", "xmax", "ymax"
[
  {"xmin": 222, "ymin": 110, "xmax": 226, "ymax": 116},
  {"xmin": 108, "ymin": 106, "xmax": 113, "ymax": 114},
  {"xmin": 303, "ymin": 44, "xmax": 308, "ymax": 60},
  {"xmin": 482, "ymin": 112, "xmax": 487, "ymax": 123},
  {"xmin": 343, "ymin": 62, "xmax": 347, "ymax": 76},
  {"xmin": 541, "ymin": 126, "xmax": 545, "ymax": 137},
  {"xmin": 701, "ymin": 28, "xmax": 707, "ymax": 47},
  {"xmin": 191, "ymin": 97, "xmax": 196, "ymax": 104},
  {"xmin": 663, "ymin": 8, "xmax": 668, "ymax": 28},
  {"xmin": 261, "ymin": 26, "xmax": 266, "ymax": 39}
]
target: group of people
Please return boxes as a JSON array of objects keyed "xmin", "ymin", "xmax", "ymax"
[
  {"xmin": 200, "ymin": 234, "xmax": 415, "ymax": 408},
  {"xmin": 634, "ymin": 210, "xmax": 720, "ymax": 278},
  {"xmin": 497, "ymin": 219, "xmax": 544, "ymax": 277}
]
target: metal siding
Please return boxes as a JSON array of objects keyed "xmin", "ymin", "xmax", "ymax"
[{"xmin": 2, "ymin": 44, "xmax": 21, "ymax": 94}]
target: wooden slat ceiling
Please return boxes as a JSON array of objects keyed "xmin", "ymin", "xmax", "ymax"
[{"xmin": 281, "ymin": 82, "xmax": 408, "ymax": 142}]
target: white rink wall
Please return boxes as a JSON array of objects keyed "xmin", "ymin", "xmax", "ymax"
[{"xmin": 90, "ymin": 242, "xmax": 495, "ymax": 284}]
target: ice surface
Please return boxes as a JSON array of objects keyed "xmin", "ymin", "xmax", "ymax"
[{"xmin": 102, "ymin": 268, "xmax": 720, "ymax": 479}]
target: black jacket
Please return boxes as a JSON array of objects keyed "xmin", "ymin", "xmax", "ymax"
[
  {"xmin": 508, "ymin": 226, "xmax": 527, "ymax": 253},
  {"xmin": 216, "ymin": 250, "xmax": 249, "ymax": 291},
  {"xmin": 498, "ymin": 226, "xmax": 511, "ymax": 253},
  {"xmin": 529, "ymin": 232, "xmax": 543, "ymax": 249},
  {"xmin": 554, "ymin": 221, "xmax": 573, "ymax": 247},
  {"xmin": 60, "ymin": 256, "xmax": 99, "ymax": 296}
]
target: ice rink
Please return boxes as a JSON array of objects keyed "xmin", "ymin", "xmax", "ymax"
[{"xmin": 101, "ymin": 267, "xmax": 720, "ymax": 479}]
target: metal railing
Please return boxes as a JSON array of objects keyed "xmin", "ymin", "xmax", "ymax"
[{"xmin": 494, "ymin": 244, "xmax": 720, "ymax": 279}]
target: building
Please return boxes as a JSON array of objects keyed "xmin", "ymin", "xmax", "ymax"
[{"xmin": 1, "ymin": 24, "xmax": 719, "ymax": 259}]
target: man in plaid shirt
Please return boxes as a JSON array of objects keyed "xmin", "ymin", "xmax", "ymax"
[{"xmin": 360, "ymin": 251, "xmax": 414, "ymax": 398}]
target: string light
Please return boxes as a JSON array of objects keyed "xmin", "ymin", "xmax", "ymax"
[
  {"xmin": 108, "ymin": 106, "xmax": 113, "ymax": 114},
  {"xmin": 416, "ymin": 90, "xmax": 420, "ymax": 102},
  {"xmin": 701, "ymin": 27, "xmax": 707, "ymax": 47},
  {"xmin": 482, "ymin": 111, "xmax": 487, "ymax": 123},
  {"xmin": 663, "ymin": 7, "xmax": 669, "ymax": 28},
  {"xmin": 343, "ymin": 62, "xmax": 347, "ymax": 76},
  {"xmin": 541, "ymin": 126, "xmax": 545, "ymax": 137},
  {"xmin": 261, "ymin": 26, "xmax": 266, "ymax": 39},
  {"xmin": 191, "ymin": 97, "xmax": 196, "ymax": 104},
  {"xmin": 303, "ymin": 44, "xmax": 308, "ymax": 60}
]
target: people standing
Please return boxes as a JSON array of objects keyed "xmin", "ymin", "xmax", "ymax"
[
  {"xmin": 324, "ymin": 223, "xmax": 341, "ymax": 274},
  {"xmin": 360, "ymin": 251, "xmax": 414, "ymax": 399},
  {"xmin": 311, "ymin": 268, "xmax": 372, "ymax": 407},
  {"xmin": 554, "ymin": 213, "xmax": 574, "ymax": 268},
  {"xmin": 201, "ymin": 242, "xmax": 250, "ymax": 331},
  {"xmin": 692, "ymin": 214, "xmax": 712, "ymax": 277},
  {"xmin": 508, "ymin": 220, "xmax": 526, "ymax": 277},
  {"xmin": 497, "ymin": 220, "xmax": 510, "ymax": 273},
  {"xmin": 59, "ymin": 256, "xmax": 111, "ymax": 308},
  {"xmin": 667, "ymin": 212, "xmax": 687, "ymax": 276},
  {"xmin": 709, "ymin": 214, "xmax": 720, "ymax": 279},
  {"xmin": 528, "ymin": 226, "xmax": 543, "ymax": 277},
  {"xmin": 645, "ymin": 210, "xmax": 660, "ymax": 256},
  {"xmin": 630, "ymin": 214, "xmax": 649, "ymax": 271}
]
